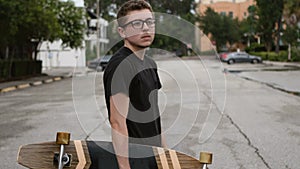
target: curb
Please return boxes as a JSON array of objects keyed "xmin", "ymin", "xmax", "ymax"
[
  {"xmin": 263, "ymin": 61, "xmax": 300, "ymax": 68},
  {"xmin": 0, "ymin": 75, "xmax": 72, "ymax": 94}
]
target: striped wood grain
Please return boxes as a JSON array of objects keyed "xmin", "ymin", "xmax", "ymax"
[
  {"xmin": 153, "ymin": 147, "xmax": 202, "ymax": 169},
  {"xmin": 18, "ymin": 141, "xmax": 91, "ymax": 169}
]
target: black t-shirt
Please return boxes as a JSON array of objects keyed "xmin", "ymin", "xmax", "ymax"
[{"xmin": 103, "ymin": 47, "xmax": 162, "ymax": 147}]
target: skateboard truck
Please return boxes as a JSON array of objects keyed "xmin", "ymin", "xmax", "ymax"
[
  {"xmin": 199, "ymin": 152, "xmax": 213, "ymax": 169},
  {"xmin": 55, "ymin": 132, "xmax": 71, "ymax": 169}
]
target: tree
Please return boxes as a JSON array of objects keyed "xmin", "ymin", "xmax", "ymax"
[
  {"xmin": 0, "ymin": 1, "xmax": 22, "ymax": 59},
  {"xmin": 274, "ymin": 0, "xmax": 284, "ymax": 53},
  {"xmin": 282, "ymin": 0, "xmax": 300, "ymax": 61},
  {"xmin": 283, "ymin": 0, "xmax": 300, "ymax": 25},
  {"xmin": 56, "ymin": 1, "xmax": 86, "ymax": 49},
  {"xmin": 282, "ymin": 0, "xmax": 300, "ymax": 45},
  {"xmin": 239, "ymin": 5, "xmax": 258, "ymax": 46},
  {"xmin": 223, "ymin": 16, "xmax": 240, "ymax": 47},
  {"xmin": 0, "ymin": 0, "xmax": 85, "ymax": 60},
  {"xmin": 255, "ymin": 0, "xmax": 284, "ymax": 53},
  {"xmin": 16, "ymin": 0, "xmax": 62, "ymax": 60},
  {"xmin": 199, "ymin": 7, "xmax": 240, "ymax": 51}
]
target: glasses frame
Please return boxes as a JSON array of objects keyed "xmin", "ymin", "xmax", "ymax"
[{"xmin": 121, "ymin": 18, "xmax": 156, "ymax": 29}]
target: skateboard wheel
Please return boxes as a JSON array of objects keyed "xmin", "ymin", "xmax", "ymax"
[
  {"xmin": 199, "ymin": 152, "xmax": 212, "ymax": 164},
  {"xmin": 56, "ymin": 132, "xmax": 70, "ymax": 145}
]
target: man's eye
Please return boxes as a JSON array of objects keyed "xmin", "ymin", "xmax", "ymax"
[
  {"xmin": 146, "ymin": 20, "xmax": 155, "ymax": 25},
  {"xmin": 132, "ymin": 21, "xmax": 143, "ymax": 26}
]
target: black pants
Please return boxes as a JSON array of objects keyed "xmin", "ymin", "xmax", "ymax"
[{"xmin": 87, "ymin": 141, "xmax": 158, "ymax": 169}]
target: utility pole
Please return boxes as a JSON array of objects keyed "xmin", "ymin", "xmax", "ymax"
[{"xmin": 96, "ymin": 0, "xmax": 100, "ymax": 59}]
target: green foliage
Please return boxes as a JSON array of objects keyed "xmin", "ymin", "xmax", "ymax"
[
  {"xmin": 239, "ymin": 5, "xmax": 258, "ymax": 45},
  {"xmin": 245, "ymin": 43, "xmax": 265, "ymax": 52},
  {"xmin": 290, "ymin": 47, "xmax": 300, "ymax": 62},
  {"xmin": 0, "ymin": 60, "xmax": 42, "ymax": 80},
  {"xmin": 249, "ymin": 47, "xmax": 300, "ymax": 62},
  {"xmin": 199, "ymin": 7, "xmax": 241, "ymax": 52},
  {"xmin": 255, "ymin": 0, "xmax": 284, "ymax": 52},
  {"xmin": 249, "ymin": 51, "xmax": 283, "ymax": 61},
  {"xmin": 283, "ymin": 0, "xmax": 300, "ymax": 24},
  {"xmin": 0, "ymin": 1, "xmax": 18, "ymax": 48},
  {"xmin": 223, "ymin": 17, "xmax": 240, "ymax": 46},
  {"xmin": 0, "ymin": 0, "xmax": 85, "ymax": 60},
  {"xmin": 282, "ymin": 25, "xmax": 299, "ymax": 46},
  {"xmin": 56, "ymin": 1, "xmax": 86, "ymax": 48},
  {"xmin": 0, "ymin": 61, "xmax": 10, "ymax": 80},
  {"xmin": 149, "ymin": 0, "xmax": 197, "ymax": 22}
]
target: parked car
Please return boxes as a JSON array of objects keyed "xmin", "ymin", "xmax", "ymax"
[
  {"xmin": 219, "ymin": 52, "xmax": 262, "ymax": 64},
  {"xmin": 88, "ymin": 55, "xmax": 112, "ymax": 71}
]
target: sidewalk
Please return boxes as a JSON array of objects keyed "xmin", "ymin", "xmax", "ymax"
[
  {"xmin": 238, "ymin": 61, "xmax": 300, "ymax": 95},
  {"xmin": 0, "ymin": 67, "xmax": 76, "ymax": 93},
  {"xmin": 263, "ymin": 60, "xmax": 300, "ymax": 68}
]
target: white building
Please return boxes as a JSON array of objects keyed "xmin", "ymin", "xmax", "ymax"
[
  {"xmin": 38, "ymin": 40, "xmax": 86, "ymax": 68},
  {"xmin": 38, "ymin": 3, "xmax": 109, "ymax": 69}
]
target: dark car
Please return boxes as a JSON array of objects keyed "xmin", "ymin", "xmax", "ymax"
[
  {"xmin": 220, "ymin": 52, "xmax": 262, "ymax": 64},
  {"xmin": 88, "ymin": 55, "xmax": 112, "ymax": 71}
]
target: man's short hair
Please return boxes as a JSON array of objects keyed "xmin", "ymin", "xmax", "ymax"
[{"xmin": 117, "ymin": 0, "xmax": 153, "ymax": 27}]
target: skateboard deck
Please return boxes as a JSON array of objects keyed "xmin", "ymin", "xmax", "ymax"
[{"xmin": 18, "ymin": 133, "xmax": 212, "ymax": 169}]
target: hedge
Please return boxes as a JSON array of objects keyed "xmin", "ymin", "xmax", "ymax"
[
  {"xmin": 0, "ymin": 60, "xmax": 42, "ymax": 81},
  {"xmin": 249, "ymin": 47, "xmax": 300, "ymax": 62}
]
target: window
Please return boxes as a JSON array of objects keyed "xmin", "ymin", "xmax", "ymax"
[
  {"xmin": 229, "ymin": 11, "xmax": 233, "ymax": 18},
  {"xmin": 220, "ymin": 11, "xmax": 226, "ymax": 16}
]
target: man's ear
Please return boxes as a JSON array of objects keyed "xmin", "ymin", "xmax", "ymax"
[{"xmin": 118, "ymin": 27, "xmax": 126, "ymax": 38}]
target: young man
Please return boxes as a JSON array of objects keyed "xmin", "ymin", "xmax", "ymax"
[{"xmin": 103, "ymin": 1, "xmax": 165, "ymax": 168}]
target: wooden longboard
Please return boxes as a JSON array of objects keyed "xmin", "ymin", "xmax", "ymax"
[{"xmin": 18, "ymin": 140, "xmax": 212, "ymax": 169}]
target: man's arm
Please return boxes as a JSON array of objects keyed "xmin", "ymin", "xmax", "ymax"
[
  {"xmin": 110, "ymin": 93, "xmax": 131, "ymax": 169},
  {"xmin": 161, "ymin": 133, "xmax": 167, "ymax": 148}
]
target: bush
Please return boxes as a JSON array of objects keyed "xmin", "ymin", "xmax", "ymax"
[
  {"xmin": 245, "ymin": 43, "xmax": 266, "ymax": 52},
  {"xmin": 249, "ymin": 51, "xmax": 288, "ymax": 61},
  {"xmin": 291, "ymin": 47, "xmax": 300, "ymax": 62},
  {"xmin": 0, "ymin": 60, "xmax": 42, "ymax": 81},
  {"xmin": 0, "ymin": 61, "xmax": 10, "ymax": 80}
]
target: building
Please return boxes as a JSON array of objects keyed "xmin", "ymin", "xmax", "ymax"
[
  {"xmin": 38, "ymin": 40, "xmax": 86, "ymax": 68},
  {"xmin": 38, "ymin": 9, "xmax": 109, "ymax": 69},
  {"xmin": 196, "ymin": 0, "xmax": 255, "ymax": 52},
  {"xmin": 197, "ymin": 0, "xmax": 255, "ymax": 21}
]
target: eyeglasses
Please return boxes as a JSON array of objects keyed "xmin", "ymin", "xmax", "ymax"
[{"xmin": 122, "ymin": 18, "xmax": 155, "ymax": 29}]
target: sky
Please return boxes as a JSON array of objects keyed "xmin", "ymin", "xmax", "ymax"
[{"xmin": 61, "ymin": 0, "xmax": 84, "ymax": 7}]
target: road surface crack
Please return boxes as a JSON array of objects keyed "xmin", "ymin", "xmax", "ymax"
[{"xmin": 224, "ymin": 114, "xmax": 272, "ymax": 169}]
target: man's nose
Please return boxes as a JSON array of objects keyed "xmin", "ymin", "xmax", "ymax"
[{"xmin": 142, "ymin": 22, "xmax": 150, "ymax": 30}]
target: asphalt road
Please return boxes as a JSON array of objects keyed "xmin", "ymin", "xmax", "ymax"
[{"xmin": 0, "ymin": 58, "xmax": 299, "ymax": 169}]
